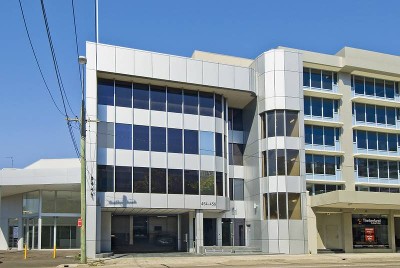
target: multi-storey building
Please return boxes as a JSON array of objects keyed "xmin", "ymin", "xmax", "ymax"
[{"xmin": 1, "ymin": 43, "xmax": 400, "ymax": 257}]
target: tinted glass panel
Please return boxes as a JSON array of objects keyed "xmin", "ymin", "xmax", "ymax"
[
  {"xmin": 215, "ymin": 133, "xmax": 223, "ymax": 157},
  {"xmin": 133, "ymin": 167, "xmax": 149, "ymax": 193},
  {"xmin": 133, "ymin": 83, "xmax": 149, "ymax": 109},
  {"xmin": 376, "ymin": 106, "xmax": 386, "ymax": 124},
  {"xmin": 115, "ymin": 166, "xmax": 132, "ymax": 192},
  {"xmin": 388, "ymin": 134, "xmax": 397, "ymax": 152},
  {"xmin": 325, "ymin": 156, "xmax": 335, "ymax": 175},
  {"xmin": 313, "ymin": 126, "xmax": 324, "ymax": 145},
  {"xmin": 133, "ymin": 125, "xmax": 149, "ymax": 151},
  {"xmin": 322, "ymin": 71, "xmax": 333, "ymax": 90},
  {"xmin": 199, "ymin": 92, "xmax": 214, "ymax": 116},
  {"xmin": 288, "ymin": 193, "xmax": 301, "ymax": 220},
  {"xmin": 286, "ymin": 111, "xmax": 299, "ymax": 137},
  {"xmin": 312, "ymin": 98, "xmax": 322, "ymax": 116},
  {"xmin": 366, "ymin": 105, "xmax": 375, "ymax": 123},
  {"xmin": 184, "ymin": 130, "xmax": 198, "ymax": 154},
  {"xmin": 115, "ymin": 81, "xmax": 132, "ymax": 108},
  {"xmin": 184, "ymin": 90, "xmax": 198, "ymax": 114},
  {"xmin": 368, "ymin": 160, "xmax": 378, "ymax": 178},
  {"xmin": 151, "ymin": 127, "xmax": 166, "ymax": 152},
  {"xmin": 304, "ymin": 96, "xmax": 311, "ymax": 115},
  {"xmin": 98, "ymin": 122, "xmax": 114, "ymax": 149},
  {"xmin": 115, "ymin": 123, "xmax": 132, "ymax": 150},
  {"xmin": 167, "ymin": 88, "xmax": 182, "ymax": 113},
  {"xmin": 303, "ymin": 68, "xmax": 310, "ymax": 87},
  {"xmin": 267, "ymin": 111, "xmax": 275, "ymax": 137},
  {"xmin": 385, "ymin": 81, "xmax": 395, "ymax": 99},
  {"xmin": 232, "ymin": 109, "xmax": 243, "ymax": 131},
  {"xmin": 97, "ymin": 165, "xmax": 114, "ymax": 192},
  {"xmin": 387, "ymin": 107, "xmax": 396, "ymax": 125},
  {"xmin": 379, "ymin": 161, "xmax": 388, "ymax": 178},
  {"xmin": 310, "ymin": 69, "xmax": 321, "ymax": 88},
  {"xmin": 306, "ymin": 154, "xmax": 313, "ymax": 173},
  {"xmin": 367, "ymin": 132, "xmax": 377, "ymax": 150},
  {"xmin": 98, "ymin": 79, "xmax": 114, "ymax": 106},
  {"xmin": 168, "ymin": 128, "xmax": 182, "ymax": 153},
  {"xmin": 269, "ymin": 193, "xmax": 278, "ymax": 219},
  {"xmin": 216, "ymin": 172, "xmax": 223, "ymax": 196},
  {"xmin": 200, "ymin": 171, "xmax": 214, "ymax": 195},
  {"xmin": 268, "ymin": 150, "xmax": 276, "ymax": 176},
  {"xmin": 200, "ymin": 131, "xmax": 214, "ymax": 155},
  {"xmin": 215, "ymin": 95, "xmax": 223, "ymax": 118},
  {"xmin": 185, "ymin": 170, "xmax": 199, "ymax": 195},
  {"xmin": 276, "ymin": 111, "xmax": 284, "ymax": 136},
  {"xmin": 151, "ymin": 168, "xmax": 166, "ymax": 194},
  {"xmin": 357, "ymin": 131, "xmax": 367, "ymax": 149},
  {"xmin": 354, "ymin": 76, "xmax": 364, "ymax": 94},
  {"xmin": 389, "ymin": 161, "xmax": 398, "ymax": 179},
  {"xmin": 305, "ymin": 125, "xmax": 312, "ymax": 144},
  {"xmin": 323, "ymin": 99, "xmax": 333, "ymax": 118},
  {"xmin": 168, "ymin": 169, "xmax": 183, "ymax": 194},
  {"xmin": 278, "ymin": 193, "xmax": 287, "ymax": 219},
  {"xmin": 234, "ymin": 179, "xmax": 244, "ymax": 200},
  {"xmin": 378, "ymin": 133, "xmax": 387, "ymax": 151},
  {"xmin": 357, "ymin": 159, "xmax": 368, "ymax": 177},
  {"xmin": 375, "ymin": 79, "xmax": 385, "ymax": 97},
  {"xmin": 232, "ymin": 143, "xmax": 244, "ymax": 166},
  {"xmin": 314, "ymin": 155, "xmax": 324, "ymax": 174},
  {"xmin": 277, "ymin": 149, "xmax": 285, "ymax": 176},
  {"xmin": 365, "ymin": 77, "xmax": 374, "ymax": 96},
  {"xmin": 150, "ymin": 86, "xmax": 166, "ymax": 111},
  {"xmin": 286, "ymin": 150, "xmax": 300, "ymax": 176},
  {"xmin": 324, "ymin": 127, "xmax": 335, "ymax": 146}
]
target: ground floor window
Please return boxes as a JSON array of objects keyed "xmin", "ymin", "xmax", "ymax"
[{"xmin": 352, "ymin": 214, "xmax": 389, "ymax": 249}]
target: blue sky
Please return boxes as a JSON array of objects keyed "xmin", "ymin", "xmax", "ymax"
[{"xmin": 1, "ymin": 0, "xmax": 400, "ymax": 168}]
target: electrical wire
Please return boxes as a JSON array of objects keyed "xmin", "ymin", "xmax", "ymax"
[{"xmin": 71, "ymin": 0, "xmax": 83, "ymax": 91}]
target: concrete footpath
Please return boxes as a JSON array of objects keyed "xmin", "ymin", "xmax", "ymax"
[{"xmin": 60, "ymin": 253, "xmax": 400, "ymax": 268}]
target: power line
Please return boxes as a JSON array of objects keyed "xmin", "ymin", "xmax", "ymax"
[
  {"xmin": 18, "ymin": 0, "xmax": 65, "ymax": 117},
  {"xmin": 71, "ymin": 0, "xmax": 83, "ymax": 91}
]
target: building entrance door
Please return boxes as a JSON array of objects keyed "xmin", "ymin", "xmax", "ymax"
[
  {"xmin": 203, "ymin": 219, "xmax": 216, "ymax": 246},
  {"xmin": 394, "ymin": 217, "xmax": 400, "ymax": 251},
  {"xmin": 23, "ymin": 218, "xmax": 38, "ymax": 249},
  {"xmin": 325, "ymin": 224, "xmax": 340, "ymax": 249}
]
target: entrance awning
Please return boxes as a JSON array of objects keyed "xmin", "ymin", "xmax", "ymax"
[{"xmin": 310, "ymin": 190, "xmax": 400, "ymax": 210}]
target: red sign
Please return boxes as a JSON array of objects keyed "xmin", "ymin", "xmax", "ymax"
[
  {"xmin": 77, "ymin": 218, "xmax": 82, "ymax": 228},
  {"xmin": 365, "ymin": 227, "xmax": 375, "ymax": 242}
]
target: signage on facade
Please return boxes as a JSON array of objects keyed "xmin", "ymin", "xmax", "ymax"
[
  {"xmin": 352, "ymin": 217, "xmax": 387, "ymax": 226},
  {"xmin": 365, "ymin": 227, "xmax": 375, "ymax": 242},
  {"xmin": 77, "ymin": 218, "xmax": 82, "ymax": 228}
]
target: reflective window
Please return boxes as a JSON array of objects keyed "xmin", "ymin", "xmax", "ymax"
[
  {"xmin": 379, "ymin": 160, "xmax": 388, "ymax": 178},
  {"xmin": 268, "ymin": 150, "xmax": 276, "ymax": 176},
  {"xmin": 312, "ymin": 97, "xmax": 322, "ymax": 116},
  {"xmin": 185, "ymin": 170, "xmax": 199, "ymax": 195},
  {"xmin": 133, "ymin": 83, "xmax": 149, "ymax": 109},
  {"xmin": 378, "ymin": 133, "xmax": 387, "ymax": 151},
  {"xmin": 367, "ymin": 132, "xmax": 377, "ymax": 150},
  {"xmin": 115, "ymin": 166, "xmax": 132, "ymax": 192},
  {"xmin": 314, "ymin": 155, "xmax": 325, "ymax": 174},
  {"xmin": 313, "ymin": 126, "xmax": 324, "ymax": 145},
  {"xmin": 199, "ymin": 92, "xmax": 214, "ymax": 116},
  {"xmin": 304, "ymin": 96, "xmax": 311, "ymax": 115},
  {"xmin": 286, "ymin": 110, "xmax": 299, "ymax": 137},
  {"xmin": 97, "ymin": 165, "xmax": 114, "ymax": 192},
  {"xmin": 306, "ymin": 154, "xmax": 313, "ymax": 173},
  {"xmin": 216, "ymin": 172, "xmax": 223, "ymax": 196},
  {"xmin": 310, "ymin": 69, "xmax": 321, "ymax": 88},
  {"xmin": 366, "ymin": 104, "xmax": 375, "ymax": 123},
  {"xmin": 324, "ymin": 127, "xmax": 335, "ymax": 146},
  {"xmin": 287, "ymin": 193, "xmax": 301, "ymax": 220},
  {"xmin": 98, "ymin": 122, "xmax": 114, "ymax": 149},
  {"xmin": 200, "ymin": 171, "xmax": 214, "ymax": 195},
  {"xmin": 278, "ymin": 193, "xmax": 287, "ymax": 219},
  {"xmin": 303, "ymin": 68, "xmax": 337, "ymax": 90},
  {"xmin": 357, "ymin": 159, "xmax": 368, "ymax": 177},
  {"xmin": 376, "ymin": 106, "xmax": 386, "ymax": 124},
  {"xmin": 277, "ymin": 149, "xmax": 285, "ymax": 176},
  {"xmin": 229, "ymin": 108, "xmax": 244, "ymax": 131},
  {"xmin": 386, "ymin": 81, "xmax": 395, "ymax": 99},
  {"xmin": 133, "ymin": 167, "xmax": 149, "ymax": 193},
  {"xmin": 184, "ymin": 90, "xmax": 198, "ymax": 114},
  {"xmin": 115, "ymin": 81, "xmax": 132, "ymax": 108},
  {"xmin": 276, "ymin": 111, "xmax": 284, "ymax": 136},
  {"xmin": 389, "ymin": 161, "xmax": 398, "ymax": 179},
  {"xmin": 303, "ymin": 68, "xmax": 310, "ymax": 87},
  {"xmin": 356, "ymin": 130, "xmax": 367, "ymax": 149},
  {"xmin": 323, "ymin": 99, "xmax": 333, "ymax": 118},
  {"xmin": 365, "ymin": 77, "xmax": 375, "ymax": 96},
  {"xmin": 150, "ymin": 86, "xmax": 166, "ymax": 111},
  {"xmin": 200, "ymin": 131, "xmax": 214, "ymax": 155},
  {"xmin": 98, "ymin": 79, "xmax": 114, "ymax": 106},
  {"xmin": 267, "ymin": 111, "xmax": 275, "ymax": 137},
  {"xmin": 354, "ymin": 76, "xmax": 364, "ymax": 94},
  {"xmin": 151, "ymin": 168, "xmax": 166, "ymax": 194},
  {"xmin": 305, "ymin": 125, "xmax": 312, "ymax": 144},
  {"xmin": 368, "ymin": 159, "xmax": 378, "ymax": 178},
  {"xmin": 184, "ymin": 130, "xmax": 198, "ymax": 154},
  {"xmin": 286, "ymin": 149, "xmax": 300, "ymax": 176},
  {"xmin": 388, "ymin": 134, "xmax": 397, "ymax": 152},
  {"xmin": 269, "ymin": 193, "xmax": 278, "ymax": 219},
  {"xmin": 115, "ymin": 123, "xmax": 132, "ymax": 150},
  {"xmin": 322, "ymin": 71, "xmax": 333, "ymax": 90},
  {"xmin": 133, "ymin": 125, "xmax": 149, "ymax": 151},
  {"xmin": 233, "ymin": 178, "xmax": 244, "ymax": 200},
  {"xmin": 168, "ymin": 169, "xmax": 183, "ymax": 194},
  {"xmin": 375, "ymin": 79, "xmax": 385, "ymax": 97},
  {"xmin": 265, "ymin": 110, "xmax": 299, "ymax": 137},
  {"xmin": 355, "ymin": 103, "xmax": 365, "ymax": 121},
  {"xmin": 232, "ymin": 143, "xmax": 244, "ymax": 165},
  {"xmin": 167, "ymin": 88, "xmax": 182, "ymax": 113},
  {"xmin": 215, "ymin": 95, "xmax": 223, "ymax": 118},
  {"xmin": 215, "ymin": 133, "xmax": 223, "ymax": 157},
  {"xmin": 387, "ymin": 107, "xmax": 396, "ymax": 125},
  {"xmin": 353, "ymin": 76, "xmax": 398, "ymax": 100},
  {"xmin": 151, "ymin": 127, "xmax": 166, "ymax": 152},
  {"xmin": 168, "ymin": 128, "xmax": 182, "ymax": 153}
]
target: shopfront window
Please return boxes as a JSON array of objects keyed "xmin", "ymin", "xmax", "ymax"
[{"xmin": 352, "ymin": 215, "xmax": 389, "ymax": 249}]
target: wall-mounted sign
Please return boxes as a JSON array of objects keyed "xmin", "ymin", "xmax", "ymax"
[{"xmin": 365, "ymin": 227, "xmax": 375, "ymax": 242}]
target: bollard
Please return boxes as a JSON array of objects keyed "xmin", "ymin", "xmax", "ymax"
[
  {"xmin": 53, "ymin": 244, "xmax": 56, "ymax": 259},
  {"xmin": 24, "ymin": 244, "xmax": 27, "ymax": 260}
]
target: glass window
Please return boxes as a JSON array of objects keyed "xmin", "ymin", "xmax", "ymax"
[
  {"xmin": 216, "ymin": 172, "xmax": 223, "ymax": 196},
  {"xmin": 133, "ymin": 83, "xmax": 149, "ymax": 109},
  {"xmin": 184, "ymin": 90, "xmax": 198, "ymax": 114},
  {"xmin": 167, "ymin": 88, "xmax": 182, "ymax": 113},
  {"xmin": 388, "ymin": 134, "xmax": 397, "ymax": 152},
  {"xmin": 215, "ymin": 133, "xmax": 223, "ymax": 157},
  {"xmin": 98, "ymin": 122, "xmax": 114, "ymax": 149},
  {"xmin": 42, "ymin": 191, "xmax": 56, "ymax": 213},
  {"xmin": 115, "ymin": 123, "xmax": 132, "ymax": 150},
  {"xmin": 184, "ymin": 130, "xmax": 198, "ymax": 154},
  {"xmin": 267, "ymin": 111, "xmax": 275, "ymax": 137},
  {"xmin": 277, "ymin": 149, "xmax": 286, "ymax": 176},
  {"xmin": 268, "ymin": 150, "xmax": 276, "ymax": 176},
  {"xmin": 286, "ymin": 110, "xmax": 299, "ymax": 137},
  {"xmin": 303, "ymin": 68, "xmax": 310, "ymax": 87},
  {"xmin": 232, "ymin": 109, "xmax": 243, "ymax": 131},
  {"xmin": 199, "ymin": 92, "xmax": 214, "ymax": 116},
  {"xmin": 115, "ymin": 166, "xmax": 132, "ymax": 192},
  {"xmin": 55, "ymin": 191, "xmax": 80, "ymax": 214},
  {"xmin": 368, "ymin": 159, "xmax": 378, "ymax": 178},
  {"xmin": 233, "ymin": 179, "xmax": 244, "ymax": 201},
  {"xmin": 286, "ymin": 150, "xmax": 300, "ymax": 176},
  {"xmin": 375, "ymin": 79, "xmax": 385, "ymax": 97},
  {"xmin": 168, "ymin": 128, "xmax": 182, "ymax": 153},
  {"xmin": 150, "ymin": 86, "xmax": 166, "ymax": 111},
  {"xmin": 185, "ymin": 170, "xmax": 199, "ymax": 195},
  {"xmin": 379, "ymin": 160, "xmax": 388, "ymax": 178},
  {"xmin": 376, "ymin": 106, "xmax": 386, "ymax": 124},
  {"xmin": 325, "ymin": 156, "xmax": 336, "ymax": 175},
  {"xmin": 357, "ymin": 130, "xmax": 367, "ymax": 149},
  {"xmin": 133, "ymin": 125, "xmax": 149, "ymax": 151},
  {"xmin": 305, "ymin": 125, "xmax": 312, "ymax": 144},
  {"xmin": 352, "ymin": 215, "xmax": 389, "ymax": 249},
  {"xmin": 313, "ymin": 126, "xmax": 324, "ymax": 145},
  {"xmin": 354, "ymin": 76, "xmax": 364, "ymax": 94},
  {"xmin": 215, "ymin": 94, "xmax": 223, "ymax": 118},
  {"xmin": 333, "ymin": 100, "xmax": 339, "ymax": 113},
  {"xmin": 278, "ymin": 193, "xmax": 287, "ymax": 219},
  {"xmin": 310, "ymin": 69, "xmax": 321, "ymax": 88},
  {"xmin": 389, "ymin": 161, "xmax": 398, "ymax": 179},
  {"xmin": 312, "ymin": 97, "xmax": 322, "ymax": 117},
  {"xmin": 306, "ymin": 154, "xmax": 313, "ymax": 174},
  {"xmin": 23, "ymin": 191, "xmax": 40, "ymax": 215},
  {"xmin": 314, "ymin": 184, "xmax": 325, "ymax": 195},
  {"xmin": 229, "ymin": 178, "xmax": 234, "ymax": 200},
  {"xmin": 355, "ymin": 103, "xmax": 365, "ymax": 122},
  {"xmin": 98, "ymin": 79, "xmax": 114, "ymax": 106},
  {"xmin": 168, "ymin": 169, "xmax": 183, "ymax": 194},
  {"xmin": 366, "ymin": 105, "xmax": 375, "ymax": 123},
  {"xmin": 378, "ymin": 133, "xmax": 387, "ymax": 151},
  {"xmin": 200, "ymin": 171, "xmax": 214, "ymax": 195},
  {"xmin": 367, "ymin": 132, "xmax": 377, "ymax": 150},
  {"xmin": 385, "ymin": 81, "xmax": 395, "ymax": 99},
  {"xmin": 288, "ymin": 193, "xmax": 301, "ymax": 220},
  {"xmin": 97, "ymin": 165, "xmax": 114, "ymax": 192},
  {"xmin": 269, "ymin": 193, "xmax": 278, "ymax": 219},
  {"xmin": 324, "ymin": 127, "xmax": 335, "ymax": 146},
  {"xmin": 151, "ymin": 127, "xmax": 166, "ymax": 152},
  {"xmin": 365, "ymin": 77, "xmax": 374, "ymax": 96},
  {"xmin": 276, "ymin": 110, "xmax": 284, "ymax": 136},
  {"xmin": 260, "ymin": 113, "xmax": 266, "ymax": 139},
  {"xmin": 200, "ymin": 131, "xmax": 214, "ymax": 155},
  {"xmin": 304, "ymin": 96, "xmax": 311, "ymax": 115},
  {"xmin": 262, "ymin": 151, "xmax": 267, "ymax": 177},
  {"xmin": 322, "ymin": 71, "xmax": 332, "ymax": 90},
  {"xmin": 151, "ymin": 168, "xmax": 166, "ymax": 194},
  {"xmin": 314, "ymin": 155, "xmax": 324, "ymax": 174},
  {"xmin": 115, "ymin": 81, "xmax": 132, "ymax": 108},
  {"xmin": 232, "ymin": 143, "xmax": 244, "ymax": 166},
  {"xmin": 357, "ymin": 158, "xmax": 368, "ymax": 177},
  {"xmin": 133, "ymin": 167, "xmax": 149, "ymax": 193},
  {"xmin": 387, "ymin": 107, "xmax": 396, "ymax": 125}
]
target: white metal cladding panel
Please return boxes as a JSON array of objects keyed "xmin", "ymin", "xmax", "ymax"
[
  {"xmin": 274, "ymin": 50, "xmax": 285, "ymax": 71},
  {"xmin": 289, "ymin": 221, "xmax": 304, "ymax": 240},
  {"xmin": 97, "ymin": 148, "xmax": 114, "ymax": 165},
  {"xmin": 285, "ymin": 137, "xmax": 300, "ymax": 150},
  {"xmin": 167, "ymin": 153, "xmax": 184, "ymax": 169},
  {"xmin": 265, "ymin": 72, "xmax": 275, "ymax": 99},
  {"xmin": 216, "ymin": 196, "xmax": 227, "ymax": 210},
  {"xmin": 199, "ymin": 116, "xmax": 215, "ymax": 132},
  {"xmin": 200, "ymin": 195, "xmax": 217, "ymax": 210},
  {"xmin": 150, "ymin": 152, "xmax": 167, "ymax": 168},
  {"xmin": 202, "ymin": 61, "xmax": 219, "ymax": 86},
  {"xmin": 218, "ymin": 64, "xmax": 234, "ymax": 89},
  {"xmin": 274, "ymin": 71, "xmax": 286, "ymax": 97},
  {"xmin": 264, "ymin": 51, "xmax": 275, "ymax": 73},
  {"xmin": 168, "ymin": 195, "xmax": 185, "ymax": 208},
  {"xmin": 86, "ymin": 68, "xmax": 97, "ymax": 99},
  {"xmin": 285, "ymin": 71, "xmax": 300, "ymax": 99},
  {"xmin": 233, "ymin": 166, "xmax": 244, "ymax": 178},
  {"xmin": 169, "ymin": 56, "xmax": 187, "ymax": 82},
  {"xmin": 215, "ymin": 117, "xmax": 224, "ymax": 134},
  {"xmin": 116, "ymin": 47, "xmax": 134, "ymax": 75},
  {"xmin": 284, "ymin": 51, "xmax": 300, "ymax": 72},
  {"xmin": 268, "ymin": 176, "xmax": 278, "ymax": 192},
  {"xmin": 132, "ymin": 193, "xmax": 151, "ymax": 208},
  {"xmin": 289, "ymin": 239, "xmax": 305, "ymax": 254},
  {"xmin": 133, "ymin": 109, "xmax": 150, "ymax": 126},
  {"xmin": 234, "ymin": 67, "xmax": 250, "ymax": 90},
  {"xmin": 286, "ymin": 96, "xmax": 301, "ymax": 111},
  {"xmin": 167, "ymin": 112, "xmax": 183, "ymax": 129},
  {"xmin": 279, "ymin": 220, "xmax": 289, "ymax": 239},
  {"xmin": 86, "ymin": 42, "xmax": 96, "ymax": 70},
  {"xmin": 286, "ymin": 176, "xmax": 301, "ymax": 193},
  {"xmin": 97, "ymin": 45, "xmax": 115, "ymax": 73},
  {"xmin": 185, "ymin": 154, "xmax": 199, "ymax": 170},
  {"xmin": 133, "ymin": 151, "xmax": 150, "ymax": 167},
  {"xmin": 103, "ymin": 192, "xmax": 115, "ymax": 207},
  {"xmin": 114, "ymin": 193, "xmax": 134, "ymax": 208},
  {"xmin": 86, "ymin": 97, "xmax": 97, "ymax": 118},
  {"xmin": 279, "ymin": 239, "xmax": 290, "ymax": 254},
  {"xmin": 115, "ymin": 106, "xmax": 133, "ymax": 124},
  {"xmin": 215, "ymin": 157, "xmax": 224, "ymax": 172},
  {"xmin": 186, "ymin": 59, "xmax": 203, "ymax": 84},
  {"xmin": 183, "ymin": 114, "xmax": 199, "ymax": 130},
  {"xmin": 200, "ymin": 155, "xmax": 215, "ymax": 170},
  {"xmin": 184, "ymin": 195, "xmax": 200, "ymax": 209},
  {"xmin": 98, "ymin": 105, "xmax": 115, "ymax": 122},
  {"xmin": 152, "ymin": 53, "xmax": 170, "ymax": 80},
  {"xmin": 115, "ymin": 149, "xmax": 133, "ymax": 166},
  {"xmin": 274, "ymin": 96, "xmax": 286, "ymax": 110},
  {"xmin": 268, "ymin": 221, "xmax": 279, "ymax": 240},
  {"xmin": 151, "ymin": 194, "xmax": 168, "ymax": 208},
  {"xmin": 134, "ymin": 50, "xmax": 152, "ymax": 78},
  {"xmin": 277, "ymin": 176, "xmax": 287, "ymax": 192},
  {"xmin": 150, "ymin": 110, "xmax": 167, "ymax": 128}
]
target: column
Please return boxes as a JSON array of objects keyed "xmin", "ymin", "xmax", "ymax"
[
  {"xmin": 177, "ymin": 214, "xmax": 181, "ymax": 251},
  {"xmin": 216, "ymin": 217, "xmax": 222, "ymax": 246},
  {"xmin": 195, "ymin": 209, "xmax": 203, "ymax": 253},
  {"xmin": 17, "ymin": 217, "xmax": 23, "ymax": 250},
  {"xmin": 342, "ymin": 212, "xmax": 353, "ymax": 253},
  {"xmin": 188, "ymin": 211, "xmax": 194, "ymax": 253}
]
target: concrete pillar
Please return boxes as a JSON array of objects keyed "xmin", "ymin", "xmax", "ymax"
[
  {"xmin": 188, "ymin": 211, "xmax": 194, "ymax": 252},
  {"xmin": 389, "ymin": 211, "xmax": 396, "ymax": 252},
  {"xmin": 17, "ymin": 217, "xmax": 23, "ymax": 250},
  {"xmin": 195, "ymin": 210, "xmax": 203, "ymax": 253},
  {"xmin": 86, "ymin": 205, "xmax": 101, "ymax": 258},
  {"xmin": 177, "ymin": 214, "xmax": 181, "ymax": 251},
  {"xmin": 216, "ymin": 217, "xmax": 222, "ymax": 246},
  {"xmin": 342, "ymin": 212, "xmax": 353, "ymax": 253},
  {"xmin": 306, "ymin": 195, "xmax": 317, "ymax": 254},
  {"xmin": 101, "ymin": 212, "xmax": 111, "ymax": 252}
]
